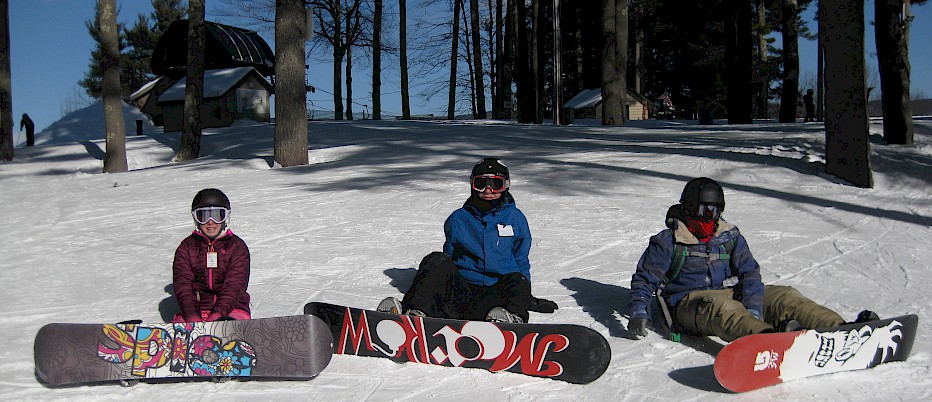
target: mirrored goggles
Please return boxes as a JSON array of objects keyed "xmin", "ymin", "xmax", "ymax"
[
  {"xmin": 471, "ymin": 174, "xmax": 509, "ymax": 193},
  {"xmin": 690, "ymin": 203, "xmax": 722, "ymax": 222},
  {"xmin": 192, "ymin": 207, "xmax": 230, "ymax": 224}
]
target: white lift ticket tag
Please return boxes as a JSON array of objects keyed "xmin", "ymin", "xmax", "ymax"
[
  {"xmin": 497, "ymin": 224, "xmax": 514, "ymax": 237},
  {"xmin": 207, "ymin": 252, "xmax": 218, "ymax": 268}
]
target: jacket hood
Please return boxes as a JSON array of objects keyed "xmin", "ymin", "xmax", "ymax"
[{"xmin": 665, "ymin": 204, "xmax": 734, "ymax": 244}]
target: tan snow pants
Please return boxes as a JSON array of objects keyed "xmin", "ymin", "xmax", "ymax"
[{"xmin": 672, "ymin": 285, "xmax": 845, "ymax": 342}]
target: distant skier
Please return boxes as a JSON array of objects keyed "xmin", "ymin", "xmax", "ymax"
[
  {"xmin": 20, "ymin": 113, "xmax": 35, "ymax": 146},
  {"xmin": 803, "ymin": 89, "xmax": 816, "ymax": 122},
  {"xmin": 172, "ymin": 188, "xmax": 252, "ymax": 322},
  {"xmin": 626, "ymin": 177, "xmax": 877, "ymax": 341},
  {"xmin": 377, "ymin": 158, "xmax": 556, "ymax": 323}
]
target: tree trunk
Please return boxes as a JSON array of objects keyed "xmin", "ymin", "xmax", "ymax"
[
  {"xmin": 274, "ymin": 0, "xmax": 309, "ymax": 168},
  {"xmin": 100, "ymin": 0, "xmax": 127, "ymax": 173},
  {"xmin": 779, "ymin": 0, "xmax": 800, "ymax": 123},
  {"xmin": 372, "ymin": 0, "xmax": 382, "ymax": 120},
  {"xmin": 725, "ymin": 0, "xmax": 752, "ymax": 124},
  {"xmin": 400, "ymin": 0, "xmax": 410, "ymax": 119},
  {"xmin": 469, "ymin": 0, "xmax": 487, "ymax": 118},
  {"xmin": 817, "ymin": 3, "xmax": 824, "ymax": 122},
  {"xmin": 601, "ymin": 0, "xmax": 623, "ymax": 125},
  {"xmin": 462, "ymin": 6, "xmax": 477, "ymax": 117},
  {"xmin": 345, "ymin": 36, "xmax": 354, "ymax": 120},
  {"xmin": 448, "ymin": 0, "xmax": 462, "ymax": 119},
  {"xmin": 0, "ymin": 0, "xmax": 13, "ymax": 162},
  {"xmin": 175, "ymin": 0, "xmax": 205, "ymax": 161},
  {"xmin": 823, "ymin": 0, "xmax": 872, "ymax": 187},
  {"xmin": 500, "ymin": 0, "xmax": 515, "ymax": 119},
  {"xmin": 553, "ymin": 0, "xmax": 563, "ymax": 124},
  {"xmin": 332, "ymin": 5, "xmax": 344, "ymax": 120},
  {"xmin": 755, "ymin": 0, "xmax": 769, "ymax": 119},
  {"xmin": 874, "ymin": 0, "xmax": 914, "ymax": 144},
  {"xmin": 616, "ymin": 0, "xmax": 628, "ymax": 123},
  {"xmin": 533, "ymin": 0, "xmax": 544, "ymax": 123},
  {"xmin": 492, "ymin": 0, "xmax": 504, "ymax": 118},
  {"xmin": 514, "ymin": 0, "xmax": 534, "ymax": 123}
]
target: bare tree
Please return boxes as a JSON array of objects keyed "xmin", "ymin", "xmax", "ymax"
[
  {"xmin": 822, "ymin": 0, "xmax": 872, "ymax": 187},
  {"xmin": 448, "ymin": 0, "xmax": 462, "ymax": 119},
  {"xmin": 779, "ymin": 0, "xmax": 800, "ymax": 123},
  {"xmin": 100, "ymin": 0, "xmax": 128, "ymax": 173},
  {"xmin": 400, "ymin": 0, "xmax": 411, "ymax": 119},
  {"xmin": 514, "ymin": 0, "xmax": 535, "ymax": 123},
  {"xmin": 175, "ymin": 0, "xmax": 206, "ymax": 161},
  {"xmin": 372, "ymin": 0, "xmax": 383, "ymax": 119},
  {"xmin": 875, "ymin": 0, "xmax": 916, "ymax": 145},
  {"xmin": 754, "ymin": 0, "xmax": 769, "ymax": 118},
  {"xmin": 724, "ymin": 0, "xmax": 752, "ymax": 124},
  {"xmin": 468, "ymin": 0, "xmax": 487, "ymax": 118},
  {"xmin": 0, "ymin": 0, "xmax": 12, "ymax": 161},
  {"xmin": 274, "ymin": 0, "xmax": 309, "ymax": 167},
  {"xmin": 601, "ymin": 0, "xmax": 625, "ymax": 126}
]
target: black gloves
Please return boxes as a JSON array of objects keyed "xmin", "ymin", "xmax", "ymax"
[
  {"xmin": 528, "ymin": 297, "xmax": 558, "ymax": 313},
  {"xmin": 628, "ymin": 317, "xmax": 651, "ymax": 339}
]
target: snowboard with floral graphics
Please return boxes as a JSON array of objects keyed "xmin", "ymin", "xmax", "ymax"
[
  {"xmin": 714, "ymin": 314, "xmax": 918, "ymax": 393},
  {"xmin": 304, "ymin": 302, "xmax": 611, "ymax": 384},
  {"xmin": 34, "ymin": 315, "xmax": 333, "ymax": 386}
]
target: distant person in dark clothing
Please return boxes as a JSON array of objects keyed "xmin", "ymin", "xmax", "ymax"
[
  {"xmin": 20, "ymin": 113, "xmax": 35, "ymax": 146},
  {"xmin": 803, "ymin": 89, "xmax": 815, "ymax": 122}
]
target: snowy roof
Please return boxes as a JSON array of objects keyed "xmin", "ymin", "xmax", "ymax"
[
  {"xmin": 564, "ymin": 88, "xmax": 603, "ymax": 109},
  {"xmin": 128, "ymin": 77, "xmax": 173, "ymax": 101},
  {"xmin": 564, "ymin": 88, "xmax": 647, "ymax": 109},
  {"xmin": 157, "ymin": 67, "xmax": 269, "ymax": 103}
]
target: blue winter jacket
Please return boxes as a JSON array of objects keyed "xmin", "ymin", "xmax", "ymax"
[
  {"xmin": 628, "ymin": 209, "xmax": 764, "ymax": 321},
  {"xmin": 443, "ymin": 194, "xmax": 532, "ymax": 286}
]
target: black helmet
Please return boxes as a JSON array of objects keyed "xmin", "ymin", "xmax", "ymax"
[
  {"xmin": 192, "ymin": 188, "xmax": 231, "ymax": 210},
  {"xmin": 472, "ymin": 158, "xmax": 509, "ymax": 180},
  {"xmin": 680, "ymin": 177, "xmax": 725, "ymax": 210}
]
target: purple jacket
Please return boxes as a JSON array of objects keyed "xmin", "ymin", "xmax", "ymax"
[{"xmin": 172, "ymin": 230, "xmax": 251, "ymax": 318}]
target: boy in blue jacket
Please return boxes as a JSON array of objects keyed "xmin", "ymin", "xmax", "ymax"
[
  {"xmin": 627, "ymin": 177, "xmax": 876, "ymax": 341},
  {"xmin": 379, "ymin": 158, "xmax": 555, "ymax": 323}
]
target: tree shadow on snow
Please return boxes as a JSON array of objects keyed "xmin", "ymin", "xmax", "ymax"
[
  {"xmin": 560, "ymin": 277, "xmax": 632, "ymax": 338},
  {"xmin": 383, "ymin": 267, "xmax": 417, "ymax": 294},
  {"xmin": 158, "ymin": 284, "xmax": 181, "ymax": 323}
]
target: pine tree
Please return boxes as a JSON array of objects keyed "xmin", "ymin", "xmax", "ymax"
[{"xmin": 81, "ymin": 0, "xmax": 186, "ymax": 98}]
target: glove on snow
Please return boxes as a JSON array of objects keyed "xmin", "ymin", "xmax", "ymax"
[
  {"xmin": 628, "ymin": 317, "xmax": 651, "ymax": 339},
  {"xmin": 528, "ymin": 297, "xmax": 559, "ymax": 313}
]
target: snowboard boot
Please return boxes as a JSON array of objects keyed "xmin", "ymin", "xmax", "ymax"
[
  {"xmin": 377, "ymin": 297, "xmax": 426, "ymax": 317},
  {"xmin": 377, "ymin": 297, "xmax": 403, "ymax": 314},
  {"xmin": 486, "ymin": 307, "xmax": 524, "ymax": 323},
  {"xmin": 853, "ymin": 310, "xmax": 880, "ymax": 324},
  {"xmin": 776, "ymin": 319, "xmax": 802, "ymax": 332}
]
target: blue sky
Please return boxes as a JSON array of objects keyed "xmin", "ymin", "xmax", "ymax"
[{"xmin": 8, "ymin": 1, "xmax": 932, "ymax": 138}]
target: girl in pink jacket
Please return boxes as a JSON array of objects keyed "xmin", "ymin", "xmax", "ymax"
[{"xmin": 172, "ymin": 189, "xmax": 251, "ymax": 322}]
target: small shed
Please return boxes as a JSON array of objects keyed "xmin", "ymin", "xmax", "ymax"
[
  {"xmin": 157, "ymin": 67, "xmax": 273, "ymax": 132},
  {"xmin": 128, "ymin": 76, "xmax": 178, "ymax": 126},
  {"xmin": 563, "ymin": 88, "xmax": 650, "ymax": 122}
]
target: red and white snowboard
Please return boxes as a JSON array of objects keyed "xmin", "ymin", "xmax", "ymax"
[{"xmin": 714, "ymin": 314, "xmax": 918, "ymax": 393}]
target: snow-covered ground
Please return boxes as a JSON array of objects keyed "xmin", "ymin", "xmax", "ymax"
[{"xmin": 1, "ymin": 114, "xmax": 930, "ymax": 401}]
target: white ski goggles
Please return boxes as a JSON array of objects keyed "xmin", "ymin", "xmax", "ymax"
[{"xmin": 192, "ymin": 207, "xmax": 230, "ymax": 224}]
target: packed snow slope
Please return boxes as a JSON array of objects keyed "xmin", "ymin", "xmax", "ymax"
[{"xmin": 1, "ymin": 117, "xmax": 930, "ymax": 401}]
